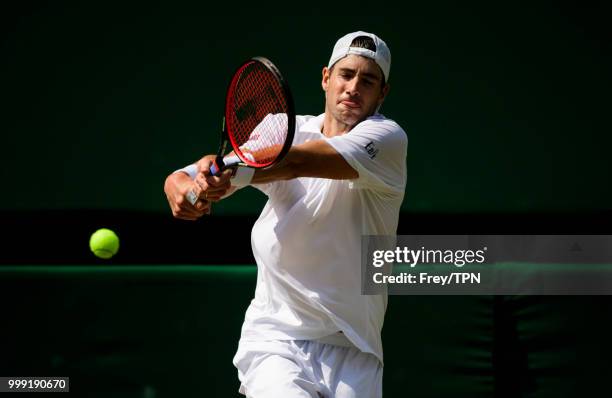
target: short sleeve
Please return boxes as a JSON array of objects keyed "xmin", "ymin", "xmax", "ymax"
[{"xmin": 325, "ymin": 116, "xmax": 407, "ymax": 193}]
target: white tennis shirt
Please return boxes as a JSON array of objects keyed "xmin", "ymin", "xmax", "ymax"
[{"xmin": 239, "ymin": 113, "xmax": 407, "ymax": 364}]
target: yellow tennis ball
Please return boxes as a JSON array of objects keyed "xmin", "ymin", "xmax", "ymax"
[{"xmin": 89, "ymin": 228, "xmax": 120, "ymax": 259}]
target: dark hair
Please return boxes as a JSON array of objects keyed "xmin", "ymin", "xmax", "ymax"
[
  {"xmin": 349, "ymin": 36, "xmax": 377, "ymax": 52},
  {"xmin": 348, "ymin": 36, "xmax": 386, "ymax": 86}
]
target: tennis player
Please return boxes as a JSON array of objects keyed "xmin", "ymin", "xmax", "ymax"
[{"xmin": 164, "ymin": 31, "xmax": 407, "ymax": 397}]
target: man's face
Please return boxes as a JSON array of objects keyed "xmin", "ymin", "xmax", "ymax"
[{"xmin": 322, "ymin": 54, "xmax": 390, "ymax": 128}]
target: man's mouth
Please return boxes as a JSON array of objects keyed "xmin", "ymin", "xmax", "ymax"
[{"xmin": 339, "ymin": 99, "xmax": 361, "ymax": 109}]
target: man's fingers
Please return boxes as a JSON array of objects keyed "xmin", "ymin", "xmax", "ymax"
[
  {"xmin": 177, "ymin": 190, "xmax": 198, "ymax": 208},
  {"xmin": 195, "ymin": 174, "xmax": 210, "ymax": 197},
  {"xmin": 197, "ymin": 157, "xmax": 214, "ymax": 175},
  {"xmin": 184, "ymin": 189, "xmax": 199, "ymax": 206},
  {"xmin": 206, "ymin": 188, "xmax": 230, "ymax": 202},
  {"xmin": 174, "ymin": 205, "xmax": 207, "ymax": 220},
  {"xmin": 174, "ymin": 188, "xmax": 209, "ymax": 215},
  {"xmin": 173, "ymin": 209, "xmax": 198, "ymax": 220},
  {"xmin": 173, "ymin": 200, "xmax": 201, "ymax": 216},
  {"xmin": 193, "ymin": 199, "xmax": 210, "ymax": 212},
  {"xmin": 206, "ymin": 169, "xmax": 233, "ymax": 186},
  {"xmin": 204, "ymin": 184, "xmax": 230, "ymax": 197},
  {"xmin": 194, "ymin": 173, "xmax": 230, "ymax": 201},
  {"xmin": 192, "ymin": 165, "xmax": 232, "ymax": 203}
]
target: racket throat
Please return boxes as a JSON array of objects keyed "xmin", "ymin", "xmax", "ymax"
[{"xmin": 213, "ymin": 116, "xmax": 228, "ymax": 174}]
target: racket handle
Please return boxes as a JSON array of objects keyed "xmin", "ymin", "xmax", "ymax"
[
  {"xmin": 210, "ymin": 156, "xmax": 225, "ymax": 176},
  {"xmin": 209, "ymin": 163, "xmax": 219, "ymax": 176}
]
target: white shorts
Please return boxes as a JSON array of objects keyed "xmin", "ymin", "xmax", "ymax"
[{"xmin": 232, "ymin": 337, "xmax": 383, "ymax": 398}]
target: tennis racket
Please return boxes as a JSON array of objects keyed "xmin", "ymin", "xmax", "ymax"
[{"xmin": 187, "ymin": 57, "xmax": 295, "ymax": 206}]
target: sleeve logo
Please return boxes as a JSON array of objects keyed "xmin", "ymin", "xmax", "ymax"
[{"xmin": 365, "ymin": 141, "xmax": 379, "ymax": 159}]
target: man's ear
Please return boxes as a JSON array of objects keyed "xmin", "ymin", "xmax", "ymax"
[{"xmin": 322, "ymin": 66, "xmax": 330, "ymax": 92}]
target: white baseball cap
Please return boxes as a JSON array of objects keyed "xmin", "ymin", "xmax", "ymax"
[{"xmin": 328, "ymin": 31, "xmax": 391, "ymax": 82}]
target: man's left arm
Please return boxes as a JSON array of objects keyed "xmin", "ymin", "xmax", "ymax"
[
  {"xmin": 251, "ymin": 140, "xmax": 358, "ymax": 184},
  {"xmin": 195, "ymin": 120, "xmax": 406, "ymax": 190}
]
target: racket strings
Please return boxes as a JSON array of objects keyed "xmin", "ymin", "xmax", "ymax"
[{"xmin": 228, "ymin": 62, "xmax": 290, "ymax": 167}]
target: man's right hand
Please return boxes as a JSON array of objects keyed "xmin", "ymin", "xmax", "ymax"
[{"xmin": 164, "ymin": 172, "xmax": 211, "ymax": 221}]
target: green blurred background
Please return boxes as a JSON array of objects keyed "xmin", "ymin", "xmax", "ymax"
[
  {"xmin": 2, "ymin": 2, "xmax": 612, "ymax": 397},
  {"xmin": 2, "ymin": 1, "xmax": 610, "ymax": 215}
]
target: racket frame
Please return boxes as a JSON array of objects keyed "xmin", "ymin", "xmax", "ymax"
[{"xmin": 211, "ymin": 56, "xmax": 295, "ymax": 175}]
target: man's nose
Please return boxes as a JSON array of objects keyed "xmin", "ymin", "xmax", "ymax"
[{"xmin": 345, "ymin": 78, "xmax": 360, "ymax": 96}]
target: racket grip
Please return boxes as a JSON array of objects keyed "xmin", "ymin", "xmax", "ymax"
[
  {"xmin": 209, "ymin": 163, "xmax": 219, "ymax": 176},
  {"xmin": 210, "ymin": 156, "xmax": 225, "ymax": 176}
]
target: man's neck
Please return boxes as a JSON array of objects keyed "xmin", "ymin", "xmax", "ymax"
[{"xmin": 321, "ymin": 112, "xmax": 355, "ymax": 138}]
